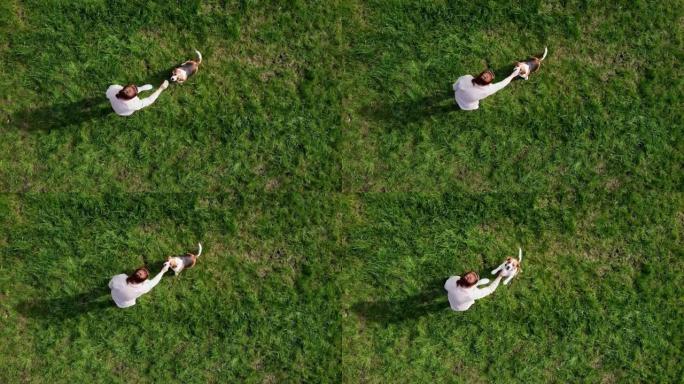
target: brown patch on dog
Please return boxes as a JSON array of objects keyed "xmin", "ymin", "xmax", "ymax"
[{"xmin": 187, "ymin": 253, "xmax": 198, "ymax": 268}]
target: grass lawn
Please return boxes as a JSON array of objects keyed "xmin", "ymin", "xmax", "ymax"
[{"xmin": 1, "ymin": 1, "xmax": 682, "ymax": 383}]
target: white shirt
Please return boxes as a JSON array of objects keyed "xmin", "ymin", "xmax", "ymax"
[
  {"xmin": 453, "ymin": 74, "xmax": 515, "ymax": 110},
  {"xmin": 444, "ymin": 275, "xmax": 502, "ymax": 311},
  {"xmin": 106, "ymin": 84, "xmax": 161, "ymax": 116},
  {"xmin": 108, "ymin": 271, "xmax": 165, "ymax": 308}
]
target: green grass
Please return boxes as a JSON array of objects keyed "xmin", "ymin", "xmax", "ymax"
[
  {"xmin": 1, "ymin": 193, "xmax": 345, "ymax": 382},
  {"xmin": 0, "ymin": 0, "xmax": 682, "ymax": 382},
  {"xmin": 341, "ymin": 192, "xmax": 683, "ymax": 382}
]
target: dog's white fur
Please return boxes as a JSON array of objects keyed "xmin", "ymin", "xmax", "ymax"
[
  {"xmin": 170, "ymin": 69, "xmax": 186, "ymax": 83},
  {"xmin": 517, "ymin": 47, "xmax": 547, "ymax": 80},
  {"xmin": 170, "ymin": 50, "xmax": 202, "ymax": 83},
  {"xmin": 491, "ymin": 247, "xmax": 523, "ymax": 285},
  {"xmin": 168, "ymin": 243, "xmax": 202, "ymax": 275}
]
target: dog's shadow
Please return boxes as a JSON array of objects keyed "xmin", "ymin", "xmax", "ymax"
[
  {"xmin": 16, "ymin": 280, "xmax": 113, "ymax": 321},
  {"xmin": 350, "ymin": 277, "xmax": 449, "ymax": 325}
]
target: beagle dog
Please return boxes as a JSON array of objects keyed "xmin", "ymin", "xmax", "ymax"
[
  {"xmin": 167, "ymin": 243, "xmax": 202, "ymax": 275},
  {"xmin": 491, "ymin": 247, "xmax": 523, "ymax": 285},
  {"xmin": 170, "ymin": 50, "xmax": 202, "ymax": 84},
  {"xmin": 517, "ymin": 47, "xmax": 547, "ymax": 80}
]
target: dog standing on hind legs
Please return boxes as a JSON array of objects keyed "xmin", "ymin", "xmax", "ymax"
[
  {"xmin": 170, "ymin": 50, "xmax": 203, "ymax": 84},
  {"xmin": 167, "ymin": 243, "xmax": 202, "ymax": 276},
  {"xmin": 491, "ymin": 247, "xmax": 523, "ymax": 285}
]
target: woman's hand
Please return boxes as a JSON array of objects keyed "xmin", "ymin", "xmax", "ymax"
[{"xmin": 161, "ymin": 261, "xmax": 170, "ymax": 273}]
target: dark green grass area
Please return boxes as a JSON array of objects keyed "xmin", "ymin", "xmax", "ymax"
[
  {"xmin": 0, "ymin": 193, "xmax": 346, "ymax": 382},
  {"xmin": 341, "ymin": 192, "xmax": 683, "ymax": 383},
  {"xmin": 2, "ymin": 192, "xmax": 681, "ymax": 382},
  {"xmin": 340, "ymin": 1, "xmax": 683, "ymax": 193},
  {"xmin": 1, "ymin": 1, "xmax": 681, "ymax": 193},
  {"xmin": 0, "ymin": 0, "xmax": 352, "ymax": 192},
  {"xmin": 0, "ymin": 0, "xmax": 682, "ymax": 382}
]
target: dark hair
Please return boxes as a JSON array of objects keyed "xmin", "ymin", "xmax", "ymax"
[
  {"xmin": 126, "ymin": 267, "xmax": 149, "ymax": 284},
  {"xmin": 457, "ymin": 271, "xmax": 479, "ymax": 288},
  {"xmin": 472, "ymin": 70, "xmax": 494, "ymax": 86},
  {"xmin": 116, "ymin": 84, "xmax": 138, "ymax": 100}
]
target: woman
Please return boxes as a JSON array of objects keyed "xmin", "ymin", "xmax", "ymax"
[
  {"xmin": 453, "ymin": 66, "xmax": 520, "ymax": 110},
  {"xmin": 108, "ymin": 262, "xmax": 170, "ymax": 308},
  {"xmin": 105, "ymin": 80, "xmax": 169, "ymax": 116},
  {"xmin": 444, "ymin": 270, "xmax": 503, "ymax": 311}
]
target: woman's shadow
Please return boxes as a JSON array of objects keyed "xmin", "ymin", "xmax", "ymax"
[
  {"xmin": 9, "ymin": 96, "xmax": 112, "ymax": 132},
  {"xmin": 15, "ymin": 260, "xmax": 170, "ymax": 322},
  {"xmin": 15, "ymin": 278, "xmax": 114, "ymax": 321},
  {"xmin": 350, "ymin": 277, "xmax": 449, "ymax": 325},
  {"xmin": 361, "ymin": 85, "xmax": 457, "ymax": 127},
  {"xmin": 8, "ymin": 66, "xmax": 175, "ymax": 132}
]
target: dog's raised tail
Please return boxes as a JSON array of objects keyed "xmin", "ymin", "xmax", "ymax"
[
  {"xmin": 196, "ymin": 242, "xmax": 202, "ymax": 257},
  {"xmin": 540, "ymin": 47, "xmax": 548, "ymax": 61},
  {"xmin": 195, "ymin": 50, "xmax": 202, "ymax": 64},
  {"xmin": 518, "ymin": 247, "xmax": 523, "ymax": 263}
]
